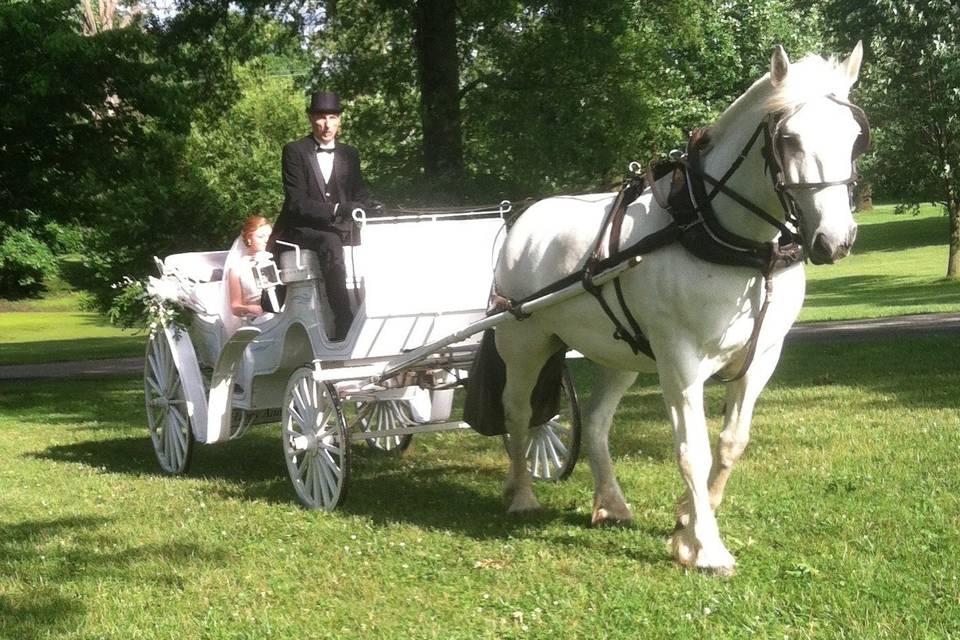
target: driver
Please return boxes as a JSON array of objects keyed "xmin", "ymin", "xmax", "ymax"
[{"xmin": 266, "ymin": 90, "xmax": 373, "ymax": 341}]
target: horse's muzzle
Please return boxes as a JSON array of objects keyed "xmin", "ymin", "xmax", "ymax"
[{"xmin": 809, "ymin": 226, "xmax": 858, "ymax": 265}]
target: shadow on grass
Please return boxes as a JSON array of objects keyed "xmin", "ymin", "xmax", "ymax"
[
  {"xmin": 853, "ymin": 212, "xmax": 948, "ymax": 253},
  {"xmin": 0, "ymin": 515, "xmax": 223, "ymax": 640},
  {"xmin": 0, "ymin": 378, "xmax": 144, "ymax": 429},
  {"xmin": 804, "ymin": 274, "xmax": 960, "ymax": 310},
  {"xmin": 33, "ymin": 433, "xmax": 553, "ymax": 534},
  {"xmin": 772, "ymin": 336, "xmax": 960, "ymax": 409},
  {"xmin": 0, "ymin": 336, "xmax": 145, "ymax": 366},
  {"xmin": 32, "ymin": 432, "xmax": 672, "ymax": 564}
]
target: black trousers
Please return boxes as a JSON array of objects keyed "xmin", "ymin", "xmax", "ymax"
[{"xmin": 268, "ymin": 226, "xmax": 355, "ymax": 340}]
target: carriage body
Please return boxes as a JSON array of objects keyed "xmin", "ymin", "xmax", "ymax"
[{"xmin": 143, "ymin": 207, "xmax": 583, "ymax": 509}]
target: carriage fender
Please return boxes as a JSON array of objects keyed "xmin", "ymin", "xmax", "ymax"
[
  {"xmin": 204, "ymin": 326, "xmax": 261, "ymax": 444},
  {"xmin": 154, "ymin": 324, "xmax": 209, "ymax": 443}
]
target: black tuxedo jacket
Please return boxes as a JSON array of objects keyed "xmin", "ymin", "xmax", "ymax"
[{"xmin": 272, "ymin": 135, "xmax": 369, "ymax": 242}]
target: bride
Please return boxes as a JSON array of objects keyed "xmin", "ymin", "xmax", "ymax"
[{"xmin": 220, "ymin": 215, "xmax": 273, "ymax": 335}]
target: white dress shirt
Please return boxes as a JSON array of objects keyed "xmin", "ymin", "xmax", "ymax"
[{"xmin": 316, "ymin": 144, "xmax": 335, "ymax": 183}]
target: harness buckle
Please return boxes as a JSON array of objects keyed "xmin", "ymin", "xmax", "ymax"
[{"xmin": 678, "ymin": 218, "xmax": 703, "ymax": 232}]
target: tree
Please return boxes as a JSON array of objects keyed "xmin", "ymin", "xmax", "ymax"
[
  {"xmin": 309, "ymin": 0, "xmax": 825, "ymax": 199},
  {"xmin": 413, "ymin": 0, "xmax": 464, "ymax": 184},
  {"xmin": 823, "ymin": 0, "xmax": 960, "ymax": 277},
  {"xmin": 80, "ymin": 0, "xmax": 143, "ymax": 34}
]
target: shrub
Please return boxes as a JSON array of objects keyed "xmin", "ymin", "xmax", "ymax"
[{"xmin": 0, "ymin": 225, "xmax": 59, "ymax": 298}]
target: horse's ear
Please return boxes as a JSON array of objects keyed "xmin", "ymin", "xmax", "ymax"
[
  {"xmin": 842, "ymin": 41, "xmax": 864, "ymax": 85},
  {"xmin": 770, "ymin": 45, "xmax": 790, "ymax": 86}
]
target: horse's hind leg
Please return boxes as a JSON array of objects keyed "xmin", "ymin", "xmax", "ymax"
[
  {"xmin": 584, "ymin": 366, "xmax": 638, "ymax": 526},
  {"xmin": 496, "ymin": 325, "xmax": 563, "ymax": 513}
]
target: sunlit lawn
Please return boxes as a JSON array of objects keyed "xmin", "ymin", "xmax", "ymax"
[
  {"xmin": 801, "ymin": 203, "xmax": 960, "ymax": 321},
  {"xmin": 1, "ymin": 337, "xmax": 959, "ymax": 639},
  {"xmin": 0, "ymin": 309, "xmax": 144, "ymax": 366}
]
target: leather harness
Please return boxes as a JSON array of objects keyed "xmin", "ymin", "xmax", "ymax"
[{"xmin": 498, "ymin": 94, "xmax": 870, "ymax": 382}]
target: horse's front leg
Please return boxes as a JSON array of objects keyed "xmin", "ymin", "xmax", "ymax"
[
  {"xmin": 660, "ymin": 365, "xmax": 736, "ymax": 575},
  {"xmin": 708, "ymin": 343, "xmax": 783, "ymax": 513},
  {"xmin": 584, "ymin": 366, "xmax": 638, "ymax": 526}
]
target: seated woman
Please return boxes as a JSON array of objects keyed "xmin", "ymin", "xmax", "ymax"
[{"xmin": 220, "ymin": 215, "xmax": 274, "ymax": 336}]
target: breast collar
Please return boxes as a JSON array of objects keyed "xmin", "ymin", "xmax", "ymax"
[{"xmin": 665, "ymin": 127, "xmax": 805, "ymax": 276}]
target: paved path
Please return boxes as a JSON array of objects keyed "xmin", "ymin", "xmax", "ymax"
[
  {"xmin": 785, "ymin": 311, "xmax": 960, "ymax": 343},
  {"xmin": 0, "ymin": 356, "xmax": 144, "ymax": 380},
  {"xmin": 1, "ymin": 313, "xmax": 958, "ymax": 381}
]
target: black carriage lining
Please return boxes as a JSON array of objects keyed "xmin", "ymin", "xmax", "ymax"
[{"xmin": 463, "ymin": 329, "xmax": 565, "ymax": 437}]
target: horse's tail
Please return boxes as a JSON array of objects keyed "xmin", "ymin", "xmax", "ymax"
[{"xmin": 463, "ymin": 329, "xmax": 565, "ymax": 436}]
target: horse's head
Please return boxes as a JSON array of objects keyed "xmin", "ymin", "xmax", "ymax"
[{"xmin": 766, "ymin": 43, "xmax": 868, "ymax": 264}]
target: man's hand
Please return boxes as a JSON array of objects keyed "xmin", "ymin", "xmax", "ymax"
[{"xmin": 340, "ymin": 201, "xmax": 366, "ymax": 218}]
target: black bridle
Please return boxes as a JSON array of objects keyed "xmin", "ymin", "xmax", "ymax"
[
  {"xmin": 679, "ymin": 93, "xmax": 871, "ymax": 250},
  {"xmin": 765, "ymin": 94, "xmax": 871, "ymax": 227}
]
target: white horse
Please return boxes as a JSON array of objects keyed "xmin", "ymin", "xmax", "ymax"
[{"xmin": 494, "ymin": 44, "xmax": 866, "ymax": 575}]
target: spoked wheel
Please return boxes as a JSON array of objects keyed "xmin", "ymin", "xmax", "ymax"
[
  {"xmin": 281, "ymin": 368, "xmax": 350, "ymax": 511},
  {"xmin": 346, "ymin": 400, "xmax": 414, "ymax": 453},
  {"xmin": 505, "ymin": 364, "xmax": 582, "ymax": 481},
  {"xmin": 144, "ymin": 330, "xmax": 194, "ymax": 475}
]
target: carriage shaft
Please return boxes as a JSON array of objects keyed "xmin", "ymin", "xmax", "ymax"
[{"xmin": 379, "ymin": 256, "xmax": 641, "ymax": 380}]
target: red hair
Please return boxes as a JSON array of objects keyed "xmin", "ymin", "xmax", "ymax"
[{"xmin": 241, "ymin": 215, "xmax": 270, "ymax": 245}]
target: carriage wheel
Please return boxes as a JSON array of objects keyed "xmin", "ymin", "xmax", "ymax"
[
  {"xmin": 346, "ymin": 400, "xmax": 414, "ymax": 453},
  {"xmin": 144, "ymin": 331, "xmax": 194, "ymax": 475},
  {"xmin": 505, "ymin": 365, "xmax": 582, "ymax": 481},
  {"xmin": 281, "ymin": 368, "xmax": 350, "ymax": 510}
]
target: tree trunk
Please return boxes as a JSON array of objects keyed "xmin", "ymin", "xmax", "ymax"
[
  {"xmin": 413, "ymin": 0, "xmax": 464, "ymax": 187},
  {"xmin": 942, "ymin": 159, "xmax": 959, "ymax": 278},
  {"xmin": 948, "ymin": 194, "xmax": 959, "ymax": 279},
  {"xmin": 855, "ymin": 181, "xmax": 873, "ymax": 212}
]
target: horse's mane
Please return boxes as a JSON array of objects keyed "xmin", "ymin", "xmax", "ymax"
[{"xmin": 711, "ymin": 54, "xmax": 853, "ymax": 138}]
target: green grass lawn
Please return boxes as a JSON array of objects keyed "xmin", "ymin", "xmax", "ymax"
[
  {"xmin": 801, "ymin": 203, "xmax": 960, "ymax": 321},
  {"xmin": 0, "ymin": 309, "xmax": 144, "ymax": 366},
  {"xmin": 1, "ymin": 340, "xmax": 958, "ymax": 639}
]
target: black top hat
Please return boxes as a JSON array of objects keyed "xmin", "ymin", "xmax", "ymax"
[{"xmin": 307, "ymin": 91, "xmax": 342, "ymax": 114}]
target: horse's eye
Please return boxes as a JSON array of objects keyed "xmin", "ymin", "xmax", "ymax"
[{"xmin": 780, "ymin": 134, "xmax": 799, "ymax": 147}]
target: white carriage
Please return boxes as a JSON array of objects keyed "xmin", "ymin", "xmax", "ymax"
[{"xmin": 144, "ymin": 204, "xmax": 583, "ymax": 510}]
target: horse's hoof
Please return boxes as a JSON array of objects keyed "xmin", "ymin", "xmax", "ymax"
[
  {"xmin": 670, "ymin": 528, "xmax": 736, "ymax": 576},
  {"xmin": 591, "ymin": 506, "xmax": 633, "ymax": 528},
  {"xmin": 699, "ymin": 563, "xmax": 736, "ymax": 578},
  {"xmin": 507, "ymin": 491, "xmax": 540, "ymax": 514},
  {"xmin": 507, "ymin": 503, "xmax": 540, "ymax": 515}
]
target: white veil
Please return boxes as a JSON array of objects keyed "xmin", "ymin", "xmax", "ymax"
[{"xmin": 219, "ymin": 235, "xmax": 247, "ymax": 337}]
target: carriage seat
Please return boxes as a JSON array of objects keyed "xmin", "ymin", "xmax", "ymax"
[
  {"xmin": 162, "ymin": 250, "xmax": 229, "ymax": 283},
  {"xmin": 153, "ymin": 250, "xmax": 229, "ymax": 317}
]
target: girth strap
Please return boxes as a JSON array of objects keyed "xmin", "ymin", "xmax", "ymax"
[{"xmin": 580, "ymin": 172, "xmax": 664, "ymax": 357}]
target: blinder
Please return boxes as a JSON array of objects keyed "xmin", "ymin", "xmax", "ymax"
[
  {"xmin": 765, "ymin": 94, "xmax": 870, "ymax": 192},
  {"xmin": 761, "ymin": 94, "xmax": 871, "ymax": 224},
  {"xmin": 850, "ymin": 102, "xmax": 871, "ymax": 159}
]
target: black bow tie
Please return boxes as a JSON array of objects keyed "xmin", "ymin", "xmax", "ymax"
[{"xmin": 316, "ymin": 146, "xmax": 335, "ymax": 153}]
